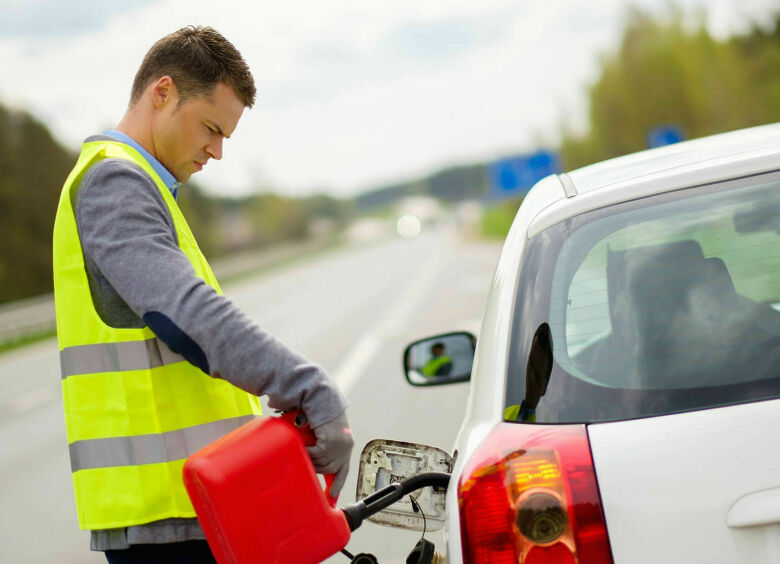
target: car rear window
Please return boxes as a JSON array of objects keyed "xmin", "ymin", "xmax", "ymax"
[{"xmin": 505, "ymin": 172, "xmax": 780, "ymax": 424}]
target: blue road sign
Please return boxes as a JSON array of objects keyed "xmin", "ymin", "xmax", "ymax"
[
  {"xmin": 647, "ymin": 125, "xmax": 684, "ymax": 148},
  {"xmin": 489, "ymin": 150, "xmax": 561, "ymax": 198}
]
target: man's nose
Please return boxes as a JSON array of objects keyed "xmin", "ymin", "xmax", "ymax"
[{"xmin": 206, "ymin": 137, "xmax": 223, "ymax": 161}]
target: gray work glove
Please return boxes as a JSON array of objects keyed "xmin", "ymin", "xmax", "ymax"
[{"xmin": 305, "ymin": 410, "xmax": 354, "ymax": 498}]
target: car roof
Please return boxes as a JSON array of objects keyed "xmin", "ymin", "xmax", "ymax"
[
  {"xmin": 566, "ymin": 122, "xmax": 780, "ymax": 195},
  {"xmin": 524, "ymin": 123, "xmax": 780, "ymax": 238}
]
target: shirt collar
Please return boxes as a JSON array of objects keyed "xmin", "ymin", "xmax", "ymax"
[{"xmin": 102, "ymin": 130, "xmax": 182, "ymax": 200}]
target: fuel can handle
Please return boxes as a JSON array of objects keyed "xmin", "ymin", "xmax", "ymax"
[{"xmin": 279, "ymin": 410, "xmax": 339, "ymax": 507}]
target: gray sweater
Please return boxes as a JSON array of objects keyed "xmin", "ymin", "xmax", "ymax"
[{"xmin": 72, "ymin": 137, "xmax": 347, "ymax": 550}]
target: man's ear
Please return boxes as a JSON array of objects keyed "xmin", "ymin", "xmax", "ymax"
[{"xmin": 151, "ymin": 76, "xmax": 177, "ymax": 109}]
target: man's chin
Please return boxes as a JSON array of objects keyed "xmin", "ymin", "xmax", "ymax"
[{"xmin": 176, "ymin": 171, "xmax": 193, "ymax": 183}]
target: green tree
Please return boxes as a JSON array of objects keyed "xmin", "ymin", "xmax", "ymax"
[
  {"xmin": 246, "ymin": 193, "xmax": 309, "ymax": 247},
  {"xmin": 730, "ymin": 13, "xmax": 780, "ymax": 125},
  {"xmin": 561, "ymin": 9, "xmax": 780, "ymax": 170},
  {"xmin": 301, "ymin": 194, "xmax": 354, "ymax": 226},
  {"xmin": 177, "ymin": 182, "xmax": 223, "ymax": 257},
  {"xmin": 0, "ymin": 105, "xmax": 75, "ymax": 302},
  {"xmin": 426, "ymin": 164, "xmax": 488, "ymax": 201}
]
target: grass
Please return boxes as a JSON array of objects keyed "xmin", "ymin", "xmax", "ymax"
[
  {"xmin": 0, "ymin": 327, "xmax": 57, "ymax": 354},
  {"xmin": 480, "ymin": 198, "xmax": 523, "ymax": 239}
]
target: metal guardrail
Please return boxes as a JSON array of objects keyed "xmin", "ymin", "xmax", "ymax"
[
  {"xmin": 0, "ymin": 294, "xmax": 56, "ymax": 344},
  {"xmin": 0, "ymin": 237, "xmax": 342, "ymax": 346}
]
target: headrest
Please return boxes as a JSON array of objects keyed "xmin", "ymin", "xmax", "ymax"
[{"xmin": 607, "ymin": 240, "xmax": 737, "ymax": 337}]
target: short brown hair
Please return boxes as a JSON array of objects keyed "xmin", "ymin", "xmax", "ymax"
[{"xmin": 130, "ymin": 26, "xmax": 256, "ymax": 108}]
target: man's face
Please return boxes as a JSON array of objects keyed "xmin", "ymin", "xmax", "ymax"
[{"xmin": 153, "ymin": 81, "xmax": 245, "ymax": 183}]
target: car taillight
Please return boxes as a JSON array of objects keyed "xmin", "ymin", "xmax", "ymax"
[{"xmin": 458, "ymin": 424, "xmax": 613, "ymax": 564}]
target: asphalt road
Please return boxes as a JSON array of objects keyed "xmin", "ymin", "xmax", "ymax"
[{"xmin": 0, "ymin": 224, "xmax": 501, "ymax": 564}]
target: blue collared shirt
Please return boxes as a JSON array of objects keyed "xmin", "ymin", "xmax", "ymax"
[{"xmin": 103, "ymin": 130, "xmax": 182, "ymax": 200}]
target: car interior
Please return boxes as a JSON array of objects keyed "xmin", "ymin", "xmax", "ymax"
[{"xmin": 574, "ymin": 238, "xmax": 780, "ymax": 389}]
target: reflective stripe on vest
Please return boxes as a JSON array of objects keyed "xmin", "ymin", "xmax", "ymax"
[
  {"xmin": 53, "ymin": 140, "xmax": 261, "ymax": 530},
  {"xmin": 60, "ymin": 337, "xmax": 185, "ymax": 379},
  {"xmin": 70, "ymin": 414, "xmax": 255, "ymax": 471}
]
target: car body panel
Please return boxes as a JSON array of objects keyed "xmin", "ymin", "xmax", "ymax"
[
  {"xmin": 457, "ymin": 173, "xmax": 566, "ymax": 433},
  {"xmin": 445, "ymin": 174, "xmax": 567, "ymax": 562},
  {"xmin": 441, "ymin": 123, "xmax": 780, "ymax": 562},
  {"xmin": 530, "ymin": 134, "xmax": 780, "ymax": 239},
  {"xmin": 589, "ymin": 398, "xmax": 780, "ymax": 564},
  {"xmin": 566, "ymin": 122, "xmax": 780, "ymax": 195}
]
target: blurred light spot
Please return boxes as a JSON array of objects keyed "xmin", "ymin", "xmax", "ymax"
[{"xmin": 397, "ymin": 214, "xmax": 422, "ymax": 238}]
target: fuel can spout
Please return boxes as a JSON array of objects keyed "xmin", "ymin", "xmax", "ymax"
[{"xmin": 341, "ymin": 471, "xmax": 451, "ymax": 531}]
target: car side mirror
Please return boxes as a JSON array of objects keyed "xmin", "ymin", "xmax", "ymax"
[{"xmin": 403, "ymin": 331, "xmax": 476, "ymax": 386}]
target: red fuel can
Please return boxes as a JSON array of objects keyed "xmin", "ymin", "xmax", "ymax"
[{"xmin": 183, "ymin": 412, "xmax": 351, "ymax": 564}]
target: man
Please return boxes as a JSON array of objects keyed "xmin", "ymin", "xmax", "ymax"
[
  {"xmin": 52, "ymin": 26, "xmax": 353, "ymax": 563},
  {"xmin": 421, "ymin": 342, "xmax": 453, "ymax": 377}
]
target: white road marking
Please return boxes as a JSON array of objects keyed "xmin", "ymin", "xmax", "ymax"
[
  {"xmin": 334, "ymin": 233, "xmax": 451, "ymax": 396},
  {"xmin": 332, "ymin": 334, "xmax": 383, "ymax": 398}
]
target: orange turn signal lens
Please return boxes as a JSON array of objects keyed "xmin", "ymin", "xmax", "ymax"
[
  {"xmin": 458, "ymin": 424, "xmax": 613, "ymax": 564},
  {"xmin": 503, "ymin": 450, "xmax": 564, "ymax": 499}
]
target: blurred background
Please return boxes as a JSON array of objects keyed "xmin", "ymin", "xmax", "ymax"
[{"xmin": 0, "ymin": 0, "xmax": 778, "ymax": 562}]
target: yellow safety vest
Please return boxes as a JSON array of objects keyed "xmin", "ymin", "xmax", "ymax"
[
  {"xmin": 421, "ymin": 355, "xmax": 452, "ymax": 377},
  {"xmin": 53, "ymin": 140, "xmax": 261, "ymax": 530},
  {"xmin": 504, "ymin": 403, "xmax": 536, "ymax": 423}
]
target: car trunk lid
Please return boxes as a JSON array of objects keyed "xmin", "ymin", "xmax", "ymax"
[{"xmin": 588, "ymin": 398, "xmax": 780, "ymax": 564}]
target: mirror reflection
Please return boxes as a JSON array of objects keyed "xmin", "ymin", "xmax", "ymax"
[{"xmin": 404, "ymin": 332, "xmax": 475, "ymax": 386}]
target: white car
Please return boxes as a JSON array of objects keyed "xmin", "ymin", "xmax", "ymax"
[{"xmin": 356, "ymin": 123, "xmax": 780, "ymax": 563}]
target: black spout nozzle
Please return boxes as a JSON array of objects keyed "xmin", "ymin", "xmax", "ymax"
[{"xmin": 341, "ymin": 472, "xmax": 451, "ymax": 532}]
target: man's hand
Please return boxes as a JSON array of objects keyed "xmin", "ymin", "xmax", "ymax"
[{"xmin": 305, "ymin": 410, "xmax": 354, "ymax": 498}]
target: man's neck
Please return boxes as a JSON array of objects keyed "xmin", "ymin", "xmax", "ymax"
[{"xmin": 115, "ymin": 111, "xmax": 157, "ymax": 160}]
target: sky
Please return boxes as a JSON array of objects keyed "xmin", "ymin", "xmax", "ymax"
[{"xmin": 0, "ymin": 0, "xmax": 776, "ymax": 197}]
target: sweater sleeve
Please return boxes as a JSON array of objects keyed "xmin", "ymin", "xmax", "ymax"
[{"xmin": 75, "ymin": 159, "xmax": 348, "ymax": 428}]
